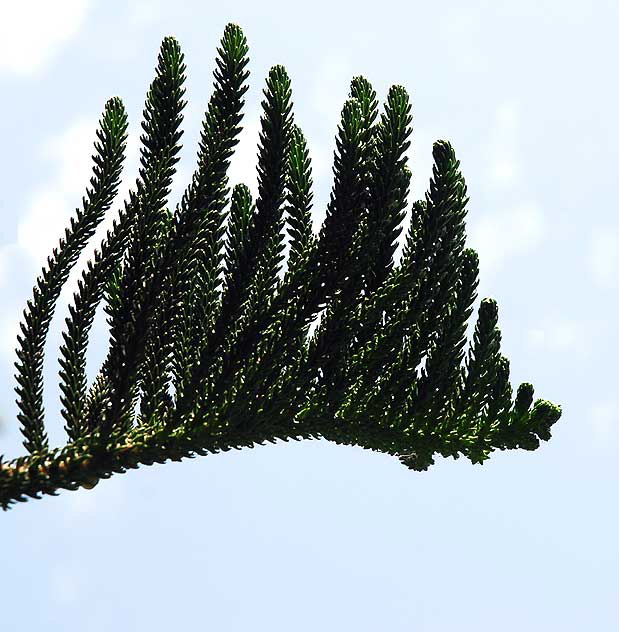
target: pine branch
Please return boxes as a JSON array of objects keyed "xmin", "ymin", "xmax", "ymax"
[
  {"xmin": 15, "ymin": 97, "xmax": 128, "ymax": 453},
  {"xmin": 59, "ymin": 198, "xmax": 138, "ymax": 441},
  {"xmin": 98, "ymin": 36, "xmax": 186, "ymax": 436},
  {"xmin": 174, "ymin": 63, "xmax": 294, "ymax": 420},
  {"xmin": 138, "ymin": 208, "xmax": 174, "ymax": 423},
  {"xmin": 0, "ymin": 23, "xmax": 562, "ymax": 510},
  {"xmin": 166, "ymin": 23, "xmax": 250, "ymax": 409},
  {"xmin": 284, "ymin": 124, "xmax": 315, "ymax": 278}
]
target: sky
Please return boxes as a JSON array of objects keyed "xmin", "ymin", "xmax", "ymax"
[{"xmin": 0, "ymin": 0, "xmax": 618, "ymax": 629}]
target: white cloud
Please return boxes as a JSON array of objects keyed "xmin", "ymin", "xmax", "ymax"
[
  {"xmin": 17, "ymin": 189, "xmax": 75, "ymax": 264},
  {"xmin": 310, "ymin": 53, "xmax": 354, "ymax": 120},
  {"xmin": 407, "ymin": 127, "xmax": 446, "ymax": 203},
  {"xmin": 18, "ymin": 115, "xmax": 140, "ymax": 267},
  {"xmin": 588, "ymin": 230, "xmax": 619, "ymax": 289},
  {"xmin": 465, "ymin": 101, "xmax": 548, "ymax": 279},
  {"xmin": 0, "ymin": 243, "xmax": 11, "ymax": 286},
  {"xmin": 485, "ymin": 102, "xmax": 521, "ymax": 188},
  {"xmin": 305, "ymin": 136, "xmax": 327, "ymax": 189},
  {"xmin": 468, "ymin": 201, "xmax": 545, "ymax": 273},
  {"xmin": 227, "ymin": 112, "xmax": 262, "ymax": 199},
  {"xmin": 526, "ymin": 319, "xmax": 587, "ymax": 354},
  {"xmin": 125, "ymin": 0, "xmax": 165, "ymax": 27},
  {"xmin": 0, "ymin": 244, "xmax": 34, "ymax": 358},
  {"xmin": 439, "ymin": 8, "xmax": 487, "ymax": 73},
  {"xmin": 42, "ymin": 119, "xmax": 100, "ymax": 195},
  {"xmin": 589, "ymin": 400, "xmax": 619, "ymax": 439},
  {"xmin": 17, "ymin": 118, "xmax": 112, "ymax": 265},
  {"xmin": 0, "ymin": 0, "xmax": 91, "ymax": 75},
  {"xmin": 0, "ymin": 311, "xmax": 20, "ymax": 359}
]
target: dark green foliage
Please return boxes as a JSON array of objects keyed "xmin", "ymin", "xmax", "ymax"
[
  {"xmin": 284, "ymin": 124, "xmax": 315, "ymax": 277},
  {"xmin": 168, "ymin": 24, "xmax": 250, "ymax": 414},
  {"xmin": 0, "ymin": 24, "xmax": 561, "ymax": 510},
  {"xmin": 17, "ymin": 97, "xmax": 128, "ymax": 452},
  {"xmin": 98, "ymin": 36, "xmax": 186, "ymax": 436}
]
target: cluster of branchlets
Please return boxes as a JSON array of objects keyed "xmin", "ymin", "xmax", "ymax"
[{"xmin": 0, "ymin": 23, "xmax": 561, "ymax": 510}]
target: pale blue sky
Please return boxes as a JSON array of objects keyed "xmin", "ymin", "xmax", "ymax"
[{"xmin": 1, "ymin": 1, "xmax": 618, "ymax": 629}]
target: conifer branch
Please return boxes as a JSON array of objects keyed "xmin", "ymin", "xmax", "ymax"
[
  {"xmin": 16, "ymin": 97, "xmax": 128, "ymax": 453},
  {"xmin": 167, "ymin": 23, "xmax": 250, "ymax": 408},
  {"xmin": 174, "ymin": 63, "xmax": 294, "ymax": 420},
  {"xmin": 0, "ymin": 23, "xmax": 561, "ymax": 510},
  {"xmin": 98, "ymin": 36, "xmax": 187, "ymax": 436},
  {"xmin": 284, "ymin": 124, "xmax": 315, "ymax": 278}
]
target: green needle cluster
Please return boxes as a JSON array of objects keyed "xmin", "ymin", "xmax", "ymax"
[{"xmin": 0, "ymin": 23, "xmax": 561, "ymax": 510}]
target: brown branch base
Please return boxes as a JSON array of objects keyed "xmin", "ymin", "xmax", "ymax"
[{"xmin": 0, "ymin": 419, "xmax": 318, "ymax": 510}]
